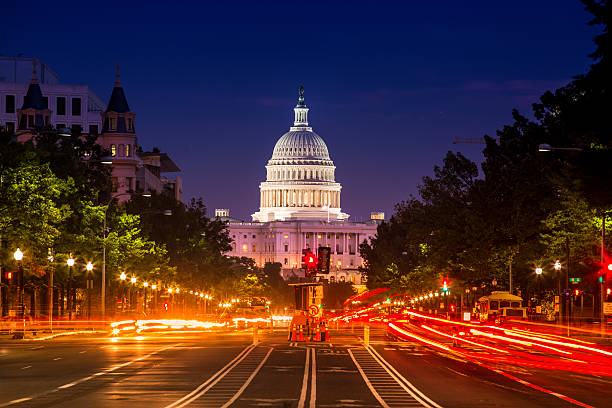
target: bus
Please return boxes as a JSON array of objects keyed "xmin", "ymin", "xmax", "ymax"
[{"xmin": 477, "ymin": 291, "xmax": 526, "ymax": 322}]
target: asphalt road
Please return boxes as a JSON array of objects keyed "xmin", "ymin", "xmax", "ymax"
[{"xmin": 0, "ymin": 327, "xmax": 609, "ymax": 407}]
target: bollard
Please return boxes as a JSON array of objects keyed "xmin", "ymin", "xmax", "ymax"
[
  {"xmin": 364, "ymin": 324, "xmax": 370, "ymax": 347},
  {"xmin": 253, "ymin": 326, "xmax": 259, "ymax": 345}
]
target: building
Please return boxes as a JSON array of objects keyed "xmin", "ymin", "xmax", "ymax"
[
  {"xmin": 0, "ymin": 56, "xmax": 181, "ymax": 202},
  {"xmin": 0, "ymin": 56, "xmax": 104, "ymax": 136},
  {"xmin": 224, "ymin": 88, "xmax": 380, "ymax": 283}
]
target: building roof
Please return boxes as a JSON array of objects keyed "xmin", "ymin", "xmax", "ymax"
[
  {"xmin": 105, "ymin": 85, "xmax": 131, "ymax": 113},
  {"xmin": 105, "ymin": 65, "xmax": 131, "ymax": 113},
  {"xmin": 139, "ymin": 151, "xmax": 181, "ymax": 172},
  {"xmin": 21, "ymin": 82, "xmax": 47, "ymax": 110},
  {"xmin": 21, "ymin": 59, "xmax": 47, "ymax": 110},
  {"xmin": 271, "ymin": 130, "xmax": 330, "ymax": 161}
]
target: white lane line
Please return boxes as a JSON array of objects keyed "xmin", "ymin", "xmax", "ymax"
[
  {"xmin": 220, "ymin": 347, "xmax": 274, "ymax": 408},
  {"xmin": 79, "ymin": 350, "xmax": 87, "ymax": 354},
  {"xmin": 368, "ymin": 346, "xmax": 443, "ymax": 408},
  {"xmin": 1, "ymin": 399, "xmax": 31, "ymax": 406},
  {"xmin": 0, "ymin": 343, "xmax": 180, "ymax": 408},
  {"xmin": 297, "ymin": 348, "xmax": 311, "ymax": 408},
  {"xmin": 309, "ymin": 348, "xmax": 316, "ymax": 408},
  {"xmin": 53, "ymin": 357, "xmax": 62, "ymax": 361},
  {"xmin": 164, "ymin": 344, "xmax": 255, "ymax": 408},
  {"xmin": 20, "ymin": 366, "xmax": 32, "ymax": 370},
  {"xmin": 348, "ymin": 349, "xmax": 390, "ymax": 408}
]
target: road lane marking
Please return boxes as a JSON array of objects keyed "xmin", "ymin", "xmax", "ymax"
[
  {"xmin": 2, "ymin": 400, "xmax": 30, "ymax": 406},
  {"xmin": 368, "ymin": 346, "xmax": 443, "ymax": 408},
  {"xmin": 309, "ymin": 348, "xmax": 316, "ymax": 408},
  {"xmin": 164, "ymin": 344, "xmax": 255, "ymax": 408},
  {"xmin": 220, "ymin": 347, "xmax": 273, "ymax": 408},
  {"xmin": 0, "ymin": 343, "xmax": 180, "ymax": 407},
  {"xmin": 297, "ymin": 348, "xmax": 310, "ymax": 408},
  {"xmin": 20, "ymin": 366, "xmax": 31, "ymax": 370},
  {"xmin": 53, "ymin": 357, "xmax": 62, "ymax": 360},
  {"xmin": 349, "ymin": 347, "xmax": 442, "ymax": 408}
]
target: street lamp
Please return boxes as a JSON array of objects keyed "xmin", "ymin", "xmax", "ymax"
[
  {"xmin": 554, "ymin": 260, "xmax": 562, "ymax": 271},
  {"xmin": 13, "ymin": 249, "xmax": 25, "ymax": 338},
  {"xmin": 86, "ymin": 262, "xmax": 94, "ymax": 320},
  {"xmin": 120, "ymin": 272, "xmax": 127, "ymax": 281},
  {"xmin": 100, "ymin": 192, "xmax": 153, "ymax": 322},
  {"xmin": 67, "ymin": 256, "xmax": 75, "ymax": 320},
  {"xmin": 535, "ymin": 267, "xmax": 543, "ymax": 275},
  {"xmin": 130, "ymin": 276, "xmax": 137, "ymax": 284}
]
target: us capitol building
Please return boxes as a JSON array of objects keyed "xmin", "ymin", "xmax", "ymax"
[{"xmin": 222, "ymin": 88, "xmax": 382, "ymax": 283}]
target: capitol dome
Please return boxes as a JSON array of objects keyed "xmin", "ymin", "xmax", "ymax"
[
  {"xmin": 270, "ymin": 130, "xmax": 331, "ymax": 162},
  {"xmin": 252, "ymin": 87, "xmax": 349, "ymax": 222}
]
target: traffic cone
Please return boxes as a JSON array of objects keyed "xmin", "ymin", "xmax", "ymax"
[
  {"xmin": 322, "ymin": 322, "xmax": 330, "ymax": 342},
  {"xmin": 298, "ymin": 325, "xmax": 305, "ymax": 342}
]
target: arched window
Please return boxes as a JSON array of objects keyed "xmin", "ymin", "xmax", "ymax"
[
  {"xmin": 126, "ymin": 144, "xmax": 131, "ymax": 157},
  {"xmin": 110, "ymin": 144, "xmax": 116, "ymax": 157}
]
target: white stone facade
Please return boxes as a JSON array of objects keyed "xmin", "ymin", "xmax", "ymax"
[{"xmin": 226, "ymin": 89, "xmax": 378, "ymax": 282}]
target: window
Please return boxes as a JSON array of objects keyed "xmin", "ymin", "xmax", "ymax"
[
  {"xmin": 243, "ymin": 235, "xmax": 247, "ymax": 239},
  {"xmin": 56, "ymin": 123, "xmax": 65, "ymax": 129},
  {"xmin": 242, "ymin": 244, "xmax": 248, "ymax": 253},
  {"xmin": 126, "ymin": 144, "xmax": 131, "ymax": 157},
  {"xmin": 5, "ymin": 95, "xmax": 15, "ymax": 113},
  {"xmin": 5, "ymin": 122, "xmax": 15, "ymax": 132},
  {"xmin": 284, "ymin": 258, "xmax": 288, "ymax": 265},
  {"xmin": 110, "ymin": 118, "xmax": 116, "ymax": 130},
  {"xmin": 127, "ymin": 118, "xmax": 133, "ymax": 131},
  {"xmin": 110, "ymin": 144, "xmax": 116, "ymax": 157},
  {"xmin": 111, "ymin": 177, "xmax": 118, "ymax": 192},
  {"xmin": 252, "ymin": 244, "xmax": 256, "ymax": 252},
  {"xmin": 119, "ymin": 144, "xmax": 125, "ymax": 156},
  {"xmin": 56, "ymin": 97, "xmax": 66, "ymax": 115},
  {"xmin": 27, "ymin": 115, "xmax": 34, "ymax": 127},
  {"xmin": 126, "ymin": 177, "xmax": 133, "ymax": 191},
  {"xmin": 43, "ymin": 97, "xmax": 48, "ymax": 109},
  {"xmin": 284, "ymin": 244, "xmax": 288, "ymax": 252},
  {"xmin": 330, "ymin": 276, "xmax": 335, "ymax": 283},
  {"xmin": 89, "ymin": 125, "xmax": 98, "ymax": 135},
  {"xmin": 252, "ymin": 235, "xmax": 256, "ymax": 238},
  {"xmin": 72, "ymin": 98, "xmax": 81, "ymax": 116},
  {"xmin": 340, "ymin": 276, "xmax": 345, "ymax": 282}
]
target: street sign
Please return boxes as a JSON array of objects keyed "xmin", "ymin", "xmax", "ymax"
[
  {"xmin": 603, "ymin": 302, "xmax": 612, "ymax": 315},
  {"xmin": 569, "ymin": 277, "xmax": 581, "ymax": 284}
]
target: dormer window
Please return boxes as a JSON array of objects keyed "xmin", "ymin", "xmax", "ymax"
[
  {"xmin": 126, "ymin": 144, "xmax": 131, "ymax": 157},
  {"xmin": 111, "ymin": 144, "xmax": 116, "ymax": 157},
  {"xmin": 110, "ymin": 118, "xmax": 117, "ymax": 130},
  {"xmin": 127, "ymin": 118, "xmax": 133, "ymax": 131}
]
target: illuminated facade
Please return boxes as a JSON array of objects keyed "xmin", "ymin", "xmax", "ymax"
[{"xmin": 225, "ymin": 88, "xmax": 380, "ymax": 282}]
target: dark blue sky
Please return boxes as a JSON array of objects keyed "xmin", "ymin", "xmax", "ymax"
[{"xmin": 3, "ymin": 1, "xmax": 599, "ymax": 221}]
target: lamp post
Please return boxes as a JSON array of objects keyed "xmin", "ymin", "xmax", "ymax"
[
  {"xmin": 100, "ymin": 192, "xmax": 158, "ymax": 322},
  {"xmin": 67, "ymin": 256, "xmax": 75, "ymax": 320},
  {"xmin": 13, "ymin": 249, "xmax": 25, "ymax": 339},
  {"xmin": 130, "ymin": 276, "xmax": 137, "ymax": 314},
  {"xmin": 143, "ymin": 282, "xmax": 149, "ymax": 315},
  {"xmin": 86, "ymin": 262, "xmax": 93, "ymax": 320},
  {"xmin": 119, "ymin": 272, "xmax": 126, "ymax": 312},
  {"xmin": 535, "ymin": 267, "xmax": 543, "ymax": 306}
]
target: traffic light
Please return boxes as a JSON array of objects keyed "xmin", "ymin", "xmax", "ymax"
[
  {"xmin": 301, "ymin": 249, "xmax": 317, "ymax": 277},
  {"xmin": 442, "ymin": 279, "xmax": 448, "ymax": 292},
  {"xmin": 574, "ymin": 289, "xmax": 581, "ymax": 296},
  {"xmin": 449, "ymin": 304, "xmax": 456, "ymax": 312},
  {"xmin": 317, "ymin": 246, "xmax": 331, "ymax": 274},
  {"xmin": 606, "ymin": 287, "xmax": 611, "ymax": 296}
]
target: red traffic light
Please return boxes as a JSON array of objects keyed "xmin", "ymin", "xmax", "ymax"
[
  {"xmin": 608, "ymin": 263, "xmax": 612, "ymax": 271},
  {"xmin": 607, "ymin": 288, "xmax": 611, "ymax": 296},
  {"xmin": 450, "ymin": 304, "xmax": 455, "ymax": 312},
  {"xmin": 5, "ymin": 272, "xmax": 12, "ymax": 280},
  {"xmin": 574, "ymin": 289, "xmax": 581, "ymax": 296}
]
